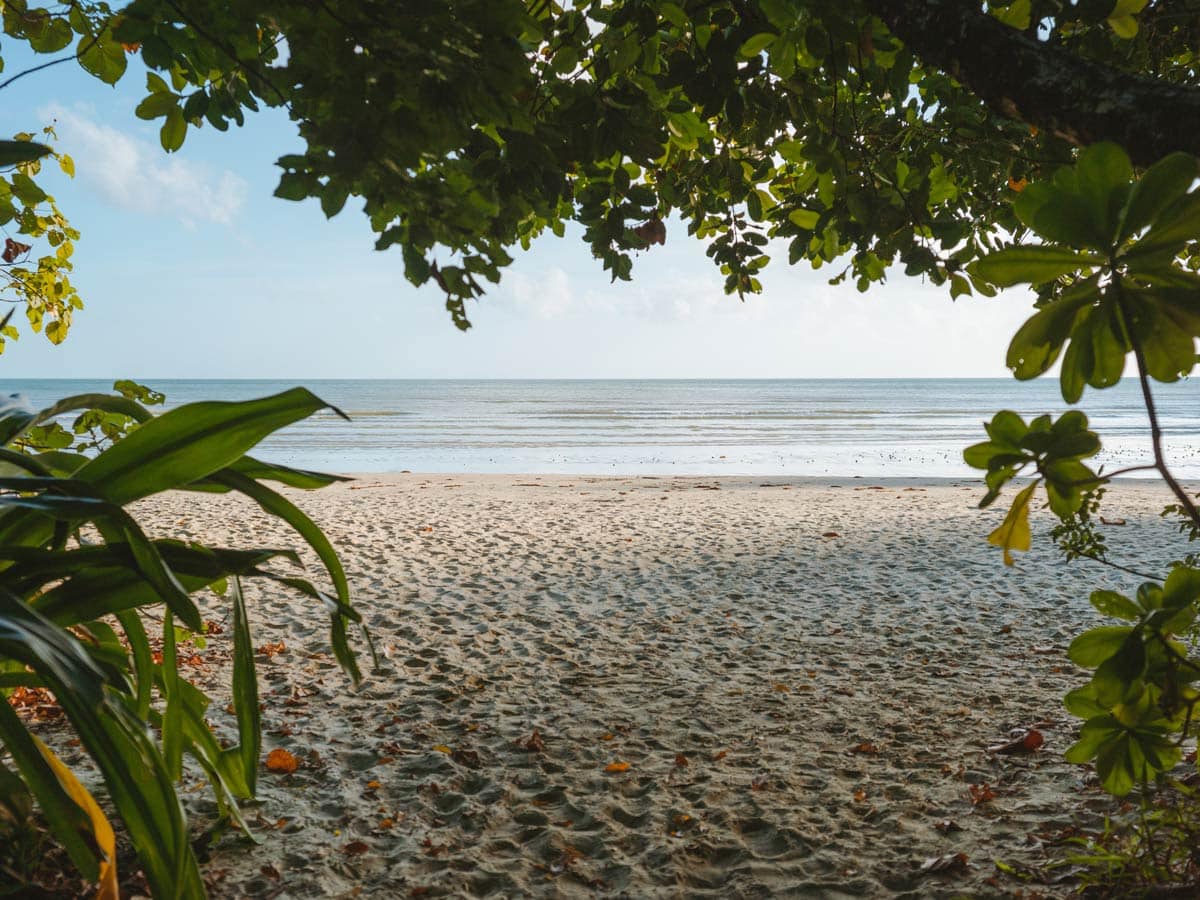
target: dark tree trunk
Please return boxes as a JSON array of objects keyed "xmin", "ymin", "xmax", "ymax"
[{"xmin": 863, "ymin": 0, "xmax": 1200, "ymax": 166}]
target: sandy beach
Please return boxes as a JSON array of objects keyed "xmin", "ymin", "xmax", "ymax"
[{"xmin": 114, "ymin": 474, "xmax": 1189, "ymax": 898}]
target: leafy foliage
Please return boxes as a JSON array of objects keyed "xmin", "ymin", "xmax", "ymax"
[
  {"xmin": 0, "ymin": 128, "xmax": 80, "ymax": 352},
  {"xmin": 964, "ymin": 142, "xmax": 1200, "ymax": 828},
  {"xmin": 0, "ymin": 386, "xmax": 364, "ymax": 897},
  {"xmin": 5, "ymin": 0, "xmax": 1197, "ymax": 334}
]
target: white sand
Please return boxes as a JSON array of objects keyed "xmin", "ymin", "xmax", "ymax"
[{"xmin": 126, "ymin": 475, "xmax": 1189, "ymax": 898}]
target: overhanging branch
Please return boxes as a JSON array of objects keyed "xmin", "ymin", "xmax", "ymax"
[{"xmin": 863, "ymin": 0, "xmax": 1200, "ymax": 166}]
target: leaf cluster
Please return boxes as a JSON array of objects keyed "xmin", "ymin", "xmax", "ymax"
[
  {"xmin": 0, "ymin": 387, "xmax": 367, "ymax": 897},
  {"xmin": 1063, "ymin": 568, "xmax": 1200, "ymax": 796}
]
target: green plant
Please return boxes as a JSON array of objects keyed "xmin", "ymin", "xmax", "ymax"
[
  {"xmin": 0, "ymin": 384, "xmax": 366, "ymax": 898},
  {"xmin": 964, "ymin": 143, "xmax": 1200, "ymax": 809}
]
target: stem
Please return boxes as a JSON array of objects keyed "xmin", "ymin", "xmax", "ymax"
[
  {"xmin": 1119, "ymin": 292, "xmax": 1200, "ymax": 529},
  {"xmin": 1068, "ymin": 463, "xmax": 1159, "ymax": 486},
  {"xmin": 1075, "ymin": 550, "xmax": 1160, "ymax": 581}
]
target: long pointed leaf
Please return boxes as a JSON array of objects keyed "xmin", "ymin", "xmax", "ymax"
[
  {"xmin": 231, "ymin": 577, "xmax": 260, "ymax": 796},
  {"xmin": 73, "ymin": 388, "xmax": 339, "ymax": 505}
]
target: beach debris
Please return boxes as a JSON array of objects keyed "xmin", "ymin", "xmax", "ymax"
[
  {"xmin": 853, "ymin": 788, "xmax": 868, "ymax": 802},
  {"xmin": 968, "ymin": 783, "xmax": 996, "ymax": 805},
  {"xmin": 257, "ymin": 640, "xmax": 287, "ymax": 658},
  {"xmin": 674, "ymin": 753, "xmax": 689, "ymax": 767},
  {"xmin": 934, "ymin": 819, "xmax": 962, "ymax": 833},
  {"xmin": 432, "ymin": 744, "xmax": 452, "ymax": 755},
  {"xmin": 751, "ymin": 774, "xmax": 770, "ymax": 791},
  {"xmin": 773, "ymin": 682, "xmax": 790, "ymax": 693},
  {"xmin": 919, "ymin": 851, "xmax": 969, "ymax": 874},
  {"xmin": 365, "ymin": 780, "xmax": 382, "ymax": 790},
  {"xmin": 343, "ymin": 840, "xmax": 370, "ymax": 856},
  {"xmin": 988, "ymin": 729, "xmax": 1045, "ymax": 755},
  {"xmin": 604, "ymin": 761, "xmax": 631, "ymax": 773},
  {"xmin": 1099, "ymin": 516, "xmax": 1126, "ymax": 525},
  {"xmin": 849, "ymin": 741, "xmax": 880, "ymax": 754},
  {"xmin": 600, "ymin": 732, "xmax": 615, "ymax": 741},
  {"xmin": 822, "ymin": 531, "xmax": 840, "ymax": 538},
  {"xmin": 265, "ymin": 748, "xmax": 299, "ymax": 774},
  {"xmin": 452, "ymin": 748, "xmax": 482, "ymax": 768},
  {"xmin": 712, "ymin": 750, "xmax": 728, "ymax": 762},
  {"xmin": 518, "ymin": 729, "xmax": 546, "ymax": 752}
]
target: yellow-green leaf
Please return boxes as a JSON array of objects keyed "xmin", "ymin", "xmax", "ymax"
[
  {"xmin": 987, "ymin": 482, "xmax": 1036, "ymax": 566},
  {"xmin": 33, "ymin": 736, "xmax": 119, "ymax": 900}
]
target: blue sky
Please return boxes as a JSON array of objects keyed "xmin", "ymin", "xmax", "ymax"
[{"xmin": 4, "ymin": 50, "xmax": 1035, "ymax": 379}]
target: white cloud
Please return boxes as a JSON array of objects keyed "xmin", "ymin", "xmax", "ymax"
[{"xmin": 40, "ymin": 102, "xmax": 247, "ymax": 225}]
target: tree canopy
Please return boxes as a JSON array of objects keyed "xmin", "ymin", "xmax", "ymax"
[{"xmin": 3, "ymin": 0, "xmax": 1198, "ymax": 338}]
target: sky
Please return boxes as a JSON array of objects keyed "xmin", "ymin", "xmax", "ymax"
[{"xmin": 4, "ymin": 48, "xmax": 1037, "ymax": 380}]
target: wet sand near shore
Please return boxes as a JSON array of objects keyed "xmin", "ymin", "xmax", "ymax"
[{"xmin": 126, "ymin": 475, "xmax": 1186, "ymax": 898}]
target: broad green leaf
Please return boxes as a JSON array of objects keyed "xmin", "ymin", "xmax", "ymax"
[
  {"xmin": 1069, "ymin": 625, "xmax": 1134, "ymax": 667},
  {"xmin": 1075, "ymin": 142, "xmax": 1132, "ymax": 244},
  {"xmin": 160, "ymin": 106, "xmax": 186, "ymax": 152},
  {"xmin": 987, "ymin": 481, "xmax": 1036, "ymax": 566},
  {"xmin": 1130, "ymin": 192, "xmax": 1200, "ymax": 258},
  {"xmin": 970, "ymin": 245, "xmax": 1098, "ymax": 287},
  {"xmin": 1119, "ymin": 152, "xmax": 1198, "ymax": 240},
  {"xmin": 1089, "ymin": 589, "xmax": 1139, "ymax": 623},
  {"xmin": 1014, "ymin": 183, "xmax": 1106, "ymax": 248},
  {"xmin": 1006, "ymin": 287, "xmax": 1095, "ymax": 380},
  {"xmin": 135, "ymin": 92, "xmax": 178, "ymax": 121}
]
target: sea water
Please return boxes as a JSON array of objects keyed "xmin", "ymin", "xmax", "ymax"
[{"xmin": 5, "ymin": 378, "xmax": 1199, "ymax": 477}]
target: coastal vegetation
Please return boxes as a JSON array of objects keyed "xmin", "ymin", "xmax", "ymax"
[{"xmin": 2, "ymin": 0, "xmax": 1200, "ymax": 895}]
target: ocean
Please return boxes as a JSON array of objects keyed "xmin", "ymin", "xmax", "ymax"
[{"xmin": 5, "ymin": 378, "xmax": 1199, "ymax": 478}]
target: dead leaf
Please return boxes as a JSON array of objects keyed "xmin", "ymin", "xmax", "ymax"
[
  {"xmin": 849, "ymin": 742, "xmax": 879, "ymax": 754},
  {"xmin": 2, "ymin": 238, "xmax": 31, "ymax": 263},
  {"xmin": 712, "ymin": 750, "xmax": 727, "ymax": 762},
  {"xmin": 265, "ymin": 748, "xmax": 299, "ymax": 774},
  {"xmin": 378, "ymin": 818, "xmax": 395, "ymax": 829},
  {"xmin": 920, "ymin": 851, "xmax": 969, "ymax": 874},
  {"xmin": 451, "ymin": 748, "xmax": 481, "ymax": 768},
  {"xmin": 343, "ymin": 840, "xmax": 370, "ymax": 856},
  {"xmin": 822, "ymin": 531, "xmax": 840, "ymax": 538},
  {"xmin": 674, "ymin": 753, "xmax": 689, "ymax": 767},
  {"xmin": 432, "ymin": 744, "xmax": 452, "ymax": 755},
  {"xmin": 366, "ymin": 780, "xmax": 382, "ymax": 790},
  {"xmin": 988, "ymin": 729, "xmax": 1044, "ymax": 755},
  {"xmin": 604, "ymin": 761, "xmax": 631, "ymax": 773},
  {"xmin": 519, "ymin": 730, "xmax": 546, "ymax": 753},
  {"xmin": 968, "ymin": 783, "xmax": 996, "ymax": 805},
  {"xmin": 600, "ymin": 733, "xmax": 615, "ymax": 741},
  {"xmin": 772, "ymin": 683, "xmax": 790, "ymax": 693},
  {"xmin": 853, "ymin": 789, "xmax": 868, "ymax": 802},
  {"xmin": 257, "ymin": 641, "xmax": 287, "ymax": 658}
]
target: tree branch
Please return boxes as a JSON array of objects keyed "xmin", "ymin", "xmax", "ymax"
[{"xmin": 863, "ymin": 0, "xmax": 1200, "ymax": 166}]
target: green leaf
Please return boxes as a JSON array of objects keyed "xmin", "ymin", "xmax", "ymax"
[
  {"xmin": 1075, "ymin": 142, "xmax": 1132, "ymax": 244},
  {"xmin": 78, "ymin": 33, "xmax": 127, "ymax": 84},
  {"xmin": 1069, "ymin": 625, "xmax": 1135, "ymax": 667},
  {"xmin": 1014, "ymin": 183, "xmax": 1106, "ymax": 248},
  {"xmin": 788, "ymin": 208, "xmax": 819, "ymax": 229},
  {"xmin": 231, "ymin": 577, "xmax": 260, "ymax": 796},
  {"xmin": 159, "ymin": 106, "xmax": 186, "ymax": 152},
  {"xmin": 1130, "ymin": 192, "xmax": 1200, "ymax": 258},
  {"xmin": 970, "ymin": 245, "xmax": 1098, "ymax": 287},
  {"xmin": 71, "ymin": 388, "xmax": 337, "ymax": 506},
  {"xmin": 738, "ymin": 32, "xmax": 777, "ymax": 58},
  {"xmin": 1119, "ymin": 152, "xmax": 1198, "ymax": 240},
  {"xmin": 992, "ymin": 0, "xmax": 1031, "ymax": 29},
  {"xmin": 135, "ymin": 91, "xmax": 178, "ymax": 121},
  {"xmin": 0, "ymin": 140, "xmax": 54, "ymax": 167}
]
